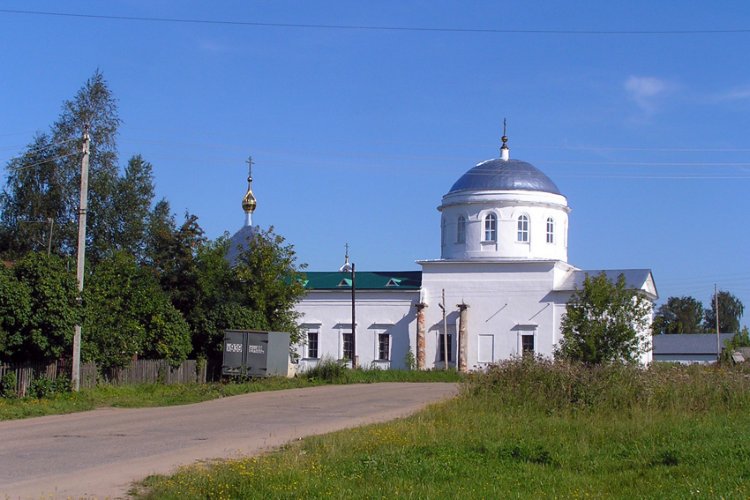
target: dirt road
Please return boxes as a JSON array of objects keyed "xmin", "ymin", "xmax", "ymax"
[{"xmin": 0, "ymin": 382, "xmax": 458, "ymax": 499}]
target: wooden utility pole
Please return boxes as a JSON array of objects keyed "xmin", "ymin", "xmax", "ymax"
[
  {"xmin": 715, "ymin": 284, "xmax": 720, "ymax": 361},
  {"xmin": 46, "ymin": 218, "xmax": 54, "ymax": 256},
  {"xmin": 71, "ymin": 126, "xmax": 90, "ymax": 392},
  {"xmin": 439, "ymin": 289, "xmax": 448, "ymax": 370},
  {"xmin": 351, "ymin": 262, "xmax": 357, "ymax": 368}
]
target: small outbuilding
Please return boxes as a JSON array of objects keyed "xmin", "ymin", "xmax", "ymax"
[{"xmin": 652, "ymin": 333, "xmax": 735, "ymax": 364}]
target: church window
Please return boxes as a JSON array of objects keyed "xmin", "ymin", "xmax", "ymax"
[
  {"xmin": 307, "ymin": 330, "xmax": 319, "ymax": 359},
  {"xmin": 439, "ymin": 333, "xmax": 453, "ymax": 363},
  {"xmin": 517, "ymin": 215, "xmax": 529, "ymax": 242},
  {"xmin": 441, "ymin": 217, "xmax": 446, "ymax": 247},
  {"xmin": 457, "ymin": 216, "xmax": 466, "ymax": 243},
  {"xmin": 342, "ymin": 333, "xmax": 353, "ymax": 360},
  {"xmin": 484, "ymin": 213, "xmax": 497, "ymax": 242},
  {"xmin": 521, "ymin": 334, "xmax": 534, "ymax": 355},
  {"xmin": 378, "ymin": 333, "xmax": 390, "ymax": 361},
  {"xmin": 546, "ymin": 218, "xmax": 555, "ymax": 244}
]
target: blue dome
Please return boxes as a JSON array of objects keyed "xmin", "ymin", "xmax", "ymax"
[{"xmin": 448, "ymin": 159, "xmax": 561, "ymax": 195}]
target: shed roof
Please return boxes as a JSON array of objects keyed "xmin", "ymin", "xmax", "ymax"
[{"xmin": 652, "ymin": 333, "xmax": 735, "ymax": 355}]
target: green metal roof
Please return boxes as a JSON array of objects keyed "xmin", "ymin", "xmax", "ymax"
[{"xmin": 302, "ymin": 271, "xmax": 422, "ymax": 290}]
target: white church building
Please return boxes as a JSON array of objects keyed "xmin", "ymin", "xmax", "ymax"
[{"xmin": 233, "ymin": 134, "xmax": 657, "ymax": 371}]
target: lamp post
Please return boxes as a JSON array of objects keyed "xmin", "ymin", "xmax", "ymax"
[
  {"xmin": 340, "ymin": 244, "xmax": 356, "ymax": 368},
  {"xmin": 351, "ymin": 262, "xmax": 356, "ymax": 368}
]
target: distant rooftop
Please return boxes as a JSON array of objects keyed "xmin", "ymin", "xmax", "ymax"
[{"xmin": 653, "ymin": 333, "xmax": 735, "ymax": 356}]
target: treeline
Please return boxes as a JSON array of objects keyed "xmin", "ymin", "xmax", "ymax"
[
  {"xmin": 0, "ymin": 72, "xmax": 306, "ymax": 372},
  {"xmin": 653, "ymin": 292, "xmax": 745, "ymax": 335}
]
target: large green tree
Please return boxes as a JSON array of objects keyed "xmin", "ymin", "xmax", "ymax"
[
  {"xmin": 83, "ymin": 251, "xmax": 191, "ymax": 370},
  {"xmin": 2, "ymin": 253, "xmax": 81, "ymax": 363},
  {"xmin": 555, "ymin": 273, "xmax": 652, "ymax": 364},
  {"xmin": 112, "ymin": 154, "xmax": 156, "ymax": 261},
  {"xmin": 0, "ymin": 133, "xmax": 63, "ymax": 255},
  {"xmin": 52, "ymin": 70, "xmax": 121, "ymax": 259},
  {"xmin": 188, "ymin": 238, "xmax": 268, "ymax": 363},
  {"xmin": 234, "ymin": 227, "xmax": 307, "ymax": 341},
  {"xmin": 652, "ymin": 296, "xmax": 705, "ymax": 334},
  {"xmin": 704, "ymin": 291, "xmax": 745, "ymax": 334},
  {"xmin": 0, "ymin": 71, "xmax": 121, "ymax": 259},
  {"xmin": 0, "ymin": 265, "xmax": 32, "ymax": 361}
]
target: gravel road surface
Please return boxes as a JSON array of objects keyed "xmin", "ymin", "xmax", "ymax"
[{"xmin": 0, "ymin": 382, "xmax": 458, "ymax": 499}]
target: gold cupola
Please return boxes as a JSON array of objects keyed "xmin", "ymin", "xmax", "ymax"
[{"xmin": 242, "ymin": 156, "xmax": 257, "ymax": 226}]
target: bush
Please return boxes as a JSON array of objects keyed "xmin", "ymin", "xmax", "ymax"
[
  {"xmin": 404, "ymin": 349, "xmax": 416, "ymax": 370},
  {"xmin": 0, "ymin": 372, "xmax": 18, "ymax": 398},
  {"xmin": 466, "ymin": 357, "xmax": 750, "ymax": 414},
  {"xmin": 304, "ymin": 357, "xmax": 347, "ymax": 382},
  {"xmin": 27, "ymin": 375, "xmax": 71, "ymax": 399}
]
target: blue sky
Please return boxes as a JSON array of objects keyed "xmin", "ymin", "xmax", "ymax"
[{"xmin": 1, "ymin": 1, "xmax": 749, "ymax": 325}]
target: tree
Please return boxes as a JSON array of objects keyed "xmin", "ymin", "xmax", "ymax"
[
  {"xmin": 83, "ymin": 252, "xmax": 191, "ymax": 370},
  {"xmin": 652, "ymin": 296, "xmax": 705, "ymax": 334},
  {"xmin": 555, "ymin": 272, "xmax": 652, "ymax": 364},
  {"xmin": 0, "ymin": 71, "xmax": 120, "ymax": 259},
  {"xmin": 112, "ymin": 155, "xmax": 156, "ymax": 261},
  {"xmin": 234, "ymin": 227, "xmax": 307, "ymax": 342},
  {"xmin": 0, "ymin": 133, "xmax": 64, "ymax": 255},
  {"xmin": 147, "ymin": 208, "xmax": 206, "ymax": 319},
  {"xmin": 0, "ymin": 265, "xmax": 32, "ymax": 361},
  {"xmin": 7, "ymin": 253, "xmax": 80, "ymax": 363},
  {"xmin": 188, "ymin": 237, "xmax": 267, "ymax": 363},
  {"xmin": 704, "ymin": 291, "xmax": 745, "ymax": 334},
  {"xmin": 181, "ymin": 228, "xmax": 307, "ymax": 364},
  {"xmin": 51, "ymin": 70, "xmax": 121, "ymax": 259}
]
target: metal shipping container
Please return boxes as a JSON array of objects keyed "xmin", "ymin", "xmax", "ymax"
[{"xmin": 222, "ymin": 330, "xmax": 291, "ymax": 377}]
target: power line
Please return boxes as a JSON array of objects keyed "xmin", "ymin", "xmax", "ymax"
[
  {"xmin": 118, "ymin": 134, "xmax": 750, "ymax": 154},
  {"xmin": 0, "ymin": 137, "xmax": 78, "ymax": 156},
  {"xmin": 2, "ymin": 152, "xmax": 80, "ymax": 172},
  {"xmin": 1, "ymin": 8, "xmax": 749, "ymax": 36}
]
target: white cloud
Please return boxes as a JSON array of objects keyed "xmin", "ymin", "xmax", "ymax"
[
  {"xmin": 624, "ymin": 76, "xmax": 671, "ymax": 114},
  {"xmin": 715, "ymin": 86, "xmax": 750, "ymax": 101}
]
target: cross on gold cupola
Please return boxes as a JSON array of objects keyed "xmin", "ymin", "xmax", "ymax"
[{"xmin": 242, "ymin": 156, "xmax": 257, "ymax": 226}]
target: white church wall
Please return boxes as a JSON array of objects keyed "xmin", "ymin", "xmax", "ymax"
[
  {"xmin": 419, "ymin": 260, "xmax": 573, "ymax": 369},
  {"xmin": 295, "ymin": 290, "xmax": 419, "ymax": 370},
  {"xmin": 439, "ymin": 190, "xmax": 569, "ymax": 262}
]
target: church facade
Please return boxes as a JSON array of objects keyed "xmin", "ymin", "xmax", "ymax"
[{"xmin": 234, "ymin": 136, "xmax": 657, "ymax": 371}]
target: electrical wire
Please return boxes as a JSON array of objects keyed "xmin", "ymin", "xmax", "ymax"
[
  {"xmin": 1, "ymin": 8, "xmax": 749, "ymax": 36},
  {"xmin": 0, "ymin": 137, "xmax": 78, "ymax": 155},
  {"xmin": 2, "ymin": 152, "xmax": 80, "ymax": 172}
]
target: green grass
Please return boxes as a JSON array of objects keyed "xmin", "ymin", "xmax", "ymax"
[
  {"xmin": 135, "ymin": 360, "xmax": 750, "ymax": 499},
  {"xmin": 0, "ymin": 368, "xmax": 461, "ymax": 421}
]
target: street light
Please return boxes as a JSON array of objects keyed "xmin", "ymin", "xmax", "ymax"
[{"xmin": 340, "ymin": 245, "xmax": 356, "ymax": 368}]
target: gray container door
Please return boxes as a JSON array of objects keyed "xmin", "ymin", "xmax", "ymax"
[
  {"xmin": 222, "ymin": 331, "xmax": 246, "ymax": 375},
  {"xmin": 245, "ymin": 332, "xmax": 269, "ymax": 376}
]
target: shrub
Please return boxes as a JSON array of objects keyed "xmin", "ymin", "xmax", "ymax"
[
  {"xmin": 0, "ymin": 371, "xmax": 18, "ymax": 398},
  {"xmin": 404, "ymin": 349, "xmax": 416, "ymax": 371},
  {"xmin": 303, "ymin": 357, "xmax": 347, "ymax": 382},
  {"xmin": 27, "ymin": 375, "xmax": 71, "ymax": 399},
  {"xmin": 466, "ymin": 357, "xmax": 750, "ymax": 414}
]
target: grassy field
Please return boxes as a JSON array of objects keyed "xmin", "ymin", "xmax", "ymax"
[
  {"xmin": 136, "ymin": 360, "xmax": 750, "ymax": 499},
  {"xmin": 0, "ymin": 365, "xmax": 461, "ymax": 420}
]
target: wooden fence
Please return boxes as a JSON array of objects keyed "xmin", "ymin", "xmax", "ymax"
[{"xmin": 0, "ymin": 359, "xmax": 208, "ymax": 397}]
